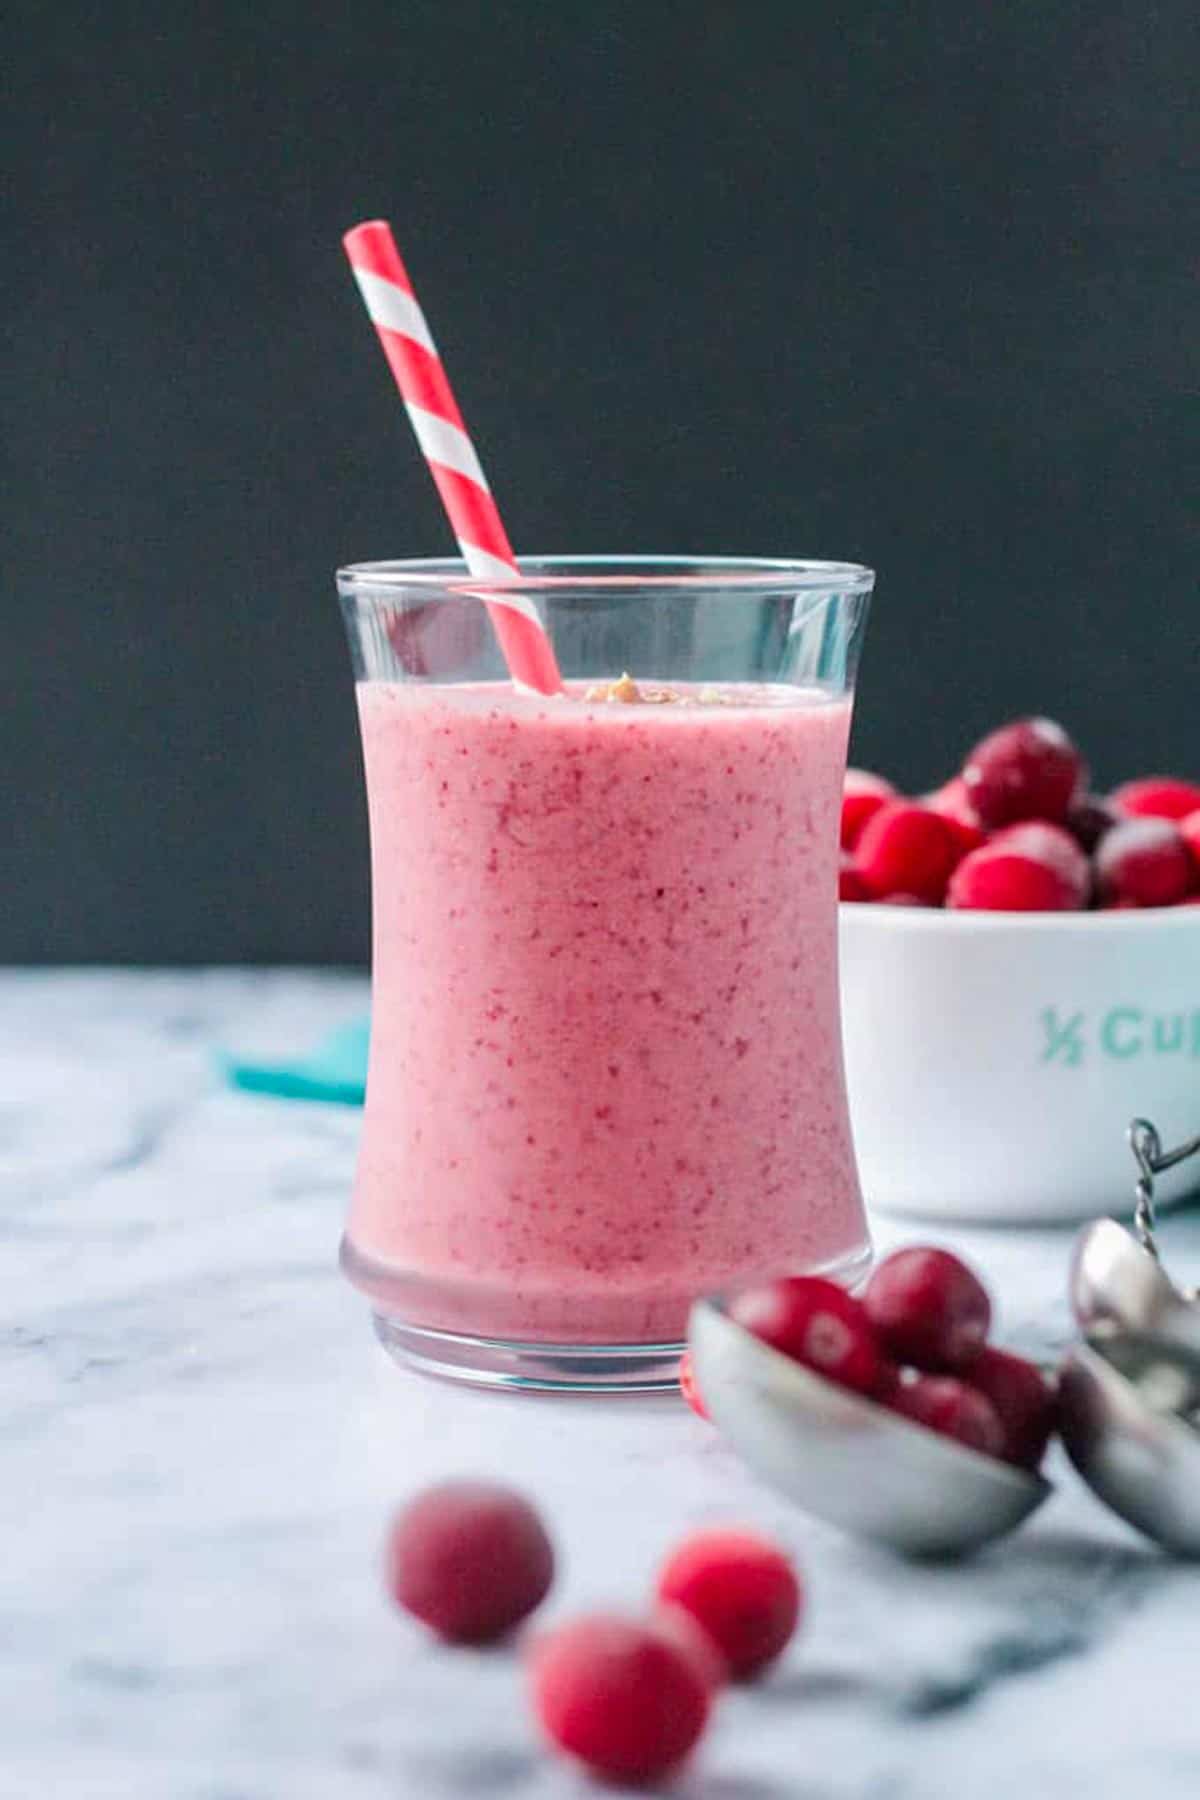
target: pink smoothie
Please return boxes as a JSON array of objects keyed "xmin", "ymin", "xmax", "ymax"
[{"xmin": 346, "ymin": 680, "xmax": 867, "ymax": 1342}]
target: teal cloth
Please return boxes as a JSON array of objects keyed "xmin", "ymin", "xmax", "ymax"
[{"xmin": 220, "ymin": 1016, "xmax": 369, "ymax": 1106}]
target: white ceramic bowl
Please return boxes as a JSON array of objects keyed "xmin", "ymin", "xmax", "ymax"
[{"xmin": 839, "ymin": 903, "xmax": 1200, "ymax": 1223}]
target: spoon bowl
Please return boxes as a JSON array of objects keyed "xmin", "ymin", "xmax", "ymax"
[
  {"xmin": 1058, "ymin": 1336, "xmax": 1200, "ymax": 1556},
  {"xmin": 1071, "ymin": 1219, "xmax": 1200, "ymax": 1386},
  {"xmin": 689, "ymin": 1299, "xmax": 1050, "ymax": 1557}
]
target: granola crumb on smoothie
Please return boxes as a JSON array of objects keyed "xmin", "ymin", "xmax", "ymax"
[
  {"xmin": 582, "ymin": 674, "xmax": 739, "ymax": 706},
  {"xmin": 585, "ymin": 672, "xmax": 644, "ymax": 704}
]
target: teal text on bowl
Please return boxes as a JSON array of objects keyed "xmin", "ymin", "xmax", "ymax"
[{"xmin": 1041, "ymin": 1006, "xmax": 1200, "ymax": 1068}]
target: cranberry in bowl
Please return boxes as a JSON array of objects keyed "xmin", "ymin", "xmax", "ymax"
[{"xmin": 837, "ymin": 723, "xmax": 1200, "ymax": 1222}]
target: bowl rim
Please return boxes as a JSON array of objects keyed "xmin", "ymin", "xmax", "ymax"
[{"xmin": 838, "ymin": 901, "xmax": 1200, "ymax": 934}]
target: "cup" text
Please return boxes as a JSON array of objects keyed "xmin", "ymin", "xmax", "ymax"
[{"xmin": 1040, "ymin": 1006, "xmax": 1200, "ymax": 1067}]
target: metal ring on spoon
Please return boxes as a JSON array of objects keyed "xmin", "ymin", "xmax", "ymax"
[
  {"xmin": 1128, "ymin": 1116, "xmax": 1200, "ymax": 1257},
  {"xmin": 1070, "ymin": 1119, "xmax": 1200, "ymax": 1385},
  {"xmin": 688, "ymin": 1299, "xmax": 1050, "ymax": 1559},
  {"xmin": 1059, "ymin": 1114, "xmax": 1200, "ymax": 1553}
]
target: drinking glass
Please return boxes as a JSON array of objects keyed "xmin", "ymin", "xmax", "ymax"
[{"xmin": 337, "ymin": 557, "xmax": 874, "ymax": 1390}]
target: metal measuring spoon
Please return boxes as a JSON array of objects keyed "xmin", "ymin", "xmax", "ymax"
[
  {"xmin": 1071, "ymin": 1219, "xmax": 1200, "ymax": 1365},
  {"xmin": 1071, "ymin": 1120, "xmax": 1200, "ymax": 1385},
  {"xmin": 1059, "ymin": 1336, "xmax": 1200, "ymax": 1556},
  {"xmin": 689, "ymin": 1299, "xmax": 1050, "ymax": 1558}
]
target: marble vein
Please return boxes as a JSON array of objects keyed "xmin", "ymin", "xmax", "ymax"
[{"xmin": 3, "ymin": 970, "xmax": 1200, "ymax": 1800}]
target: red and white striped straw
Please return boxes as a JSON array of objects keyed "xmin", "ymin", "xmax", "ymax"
[{"xmin": 343, "ymin": 220, "xmax": 562, "ymax": 695}]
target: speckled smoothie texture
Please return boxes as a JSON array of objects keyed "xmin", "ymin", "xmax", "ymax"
[{"xmin": 347, "ymin": 680, "xmax": 866, "ymax": 1341}]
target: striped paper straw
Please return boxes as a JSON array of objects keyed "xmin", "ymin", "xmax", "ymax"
[{"xmin": 343, "ymin": 220, "xmax": 562, "ymax": 695}]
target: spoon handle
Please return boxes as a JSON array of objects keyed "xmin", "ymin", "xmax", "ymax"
[{"xmin": 1128, "ymin": 1117, "xmax": 1200, "ymax": 1262}]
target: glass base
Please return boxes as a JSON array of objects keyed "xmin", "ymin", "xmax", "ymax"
[
  {"xmin": 371, "ymin": 1315, "xmax": 687, "ymax": 1393},
  {"xmin": 364, "ymin": 1238, "xmax": 873, "ymax": 1394}
]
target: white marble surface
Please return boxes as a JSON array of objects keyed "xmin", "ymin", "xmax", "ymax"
[{"xmin": 6, "ymin": 970, "xmax": 1200, "ymax": 1800}]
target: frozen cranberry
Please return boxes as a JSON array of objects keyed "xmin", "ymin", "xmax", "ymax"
[
  {"xmin": 679, "ymin": 1351, "xmax": 710, "ymax": 1421},
  {"xmin": 889, "ymin": 1376, "xmax": 1005, "ymax": 1458},
  {"xmin": 925, "ymin": 777, "xmax": 986, "ymax": 855},
  {"xmin": 962, "ymin": 717, "xmax": 1084, "ymax": 828},
  {"xmin": 1181, "ymin": 810, "xmax": 1200, "ymax": 871},
  {"xmin": 946, "ymin": 822, "xmax": 1090, "ymax": 912},
  {"xmin": 841, "ymin": 769, "xmax": 897, "ymax": 849},
  {"xmin": 530, "ymin": 1613, "xmax": 712, "ymax": 1782},
  {"xmin": 656, "ymin": 1529, "xmax": 802, "ymax": 1680},
  {"xmin": 1111, "ymin": 776, "xmax": 1200, "ymax": 822},
  {"xmin": 651, "ymin": 1603, "xmax": 729, "ymax": 1692},
  {"xmin": 969, "ymin": 1347, "xmax": 1057, "ymax": 1469},
  {"xmin": 864, "ymin": 1247, "xmax": 991, "ymax": 1372},
  {"xmin": 878, "ymin": 891, "xmax": 934, "ymax": 906},
  {"xmin": 1095, "ymin": 817, "xmax": 1194, "ymax": 908},
  {"xmin": 1066, "ymin": 793, "xmax": 1119, "ymax": 853},
  {"xmin": 385, "ymin": 1481, "xmax": 554, "ymax": 1643},
  {"xmin": 838, "ymin": 853, "xmax": 870, "ymax": 902},
  {"xmin": 729, "ymin": 1276, "xmax": 886, "ymax": 1397},
  {"xmin": 855, "ymin": 802, "xmax": 962, "ymax": 905},
  {"xmin": 926, "ymin": 775, "xmax": 975, "ymax": 820}
]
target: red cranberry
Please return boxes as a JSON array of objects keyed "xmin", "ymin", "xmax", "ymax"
[
  {"xmin": 947, "ymin": 822, "xmax": 1090, "ymax": 912},
  {"xmin": 1095, "ymin": 817, "xmax": 1194, "ymax": 908},
  {"xmin": 969, "ymin": 1347, "xmax": 1057, "ymax": 1469},
  {"xmin": 874, "ymin": 1359, "xmax": 903, "ymax": 1402},
  {"xmin": 839, "ymin": 853, "xmax": 870, "ymax": 902},
  {"xmin": 730, "ymin": 1276, "xmax": 886, "ymax": 1397},
  {"xmin": 864, "ymin": 1247, "xmax": 991, "ymax": 1371},
  {"xmin": 385, "ymin": 1481, "xmax": 554, "ymax": 1643},
  {"xmin": 530, "ymin": 1613, "xmax": 712, "ymax": 1782},
  {"xmin": 1066, "ymin": 793, "xmax": 1119, "ymax": 853},
  {"xmin": 855, "ymin": 802, "xmax": 963, "ymax": 905},
  {"xmin": 656, "ymin": 1529, "xmax": 802, "ymax": 1681},
  {"xmin": 889, "ymin": 1376, "xmax": 1005, "ymax": 1458},
  {"xmin": 650, "ymin": 1603, "xmax": 729, "ymax": 1693},
  {"xmin": 925, "ymin": 777, "xmax": 986, "ymax": 855},
  {"xmin": 1111, "ymin": 776, "xmax": 1200, "ymax": 822},
  {"xmin": 679, "ymin": 1351, "xmax": 710, "ymax": 1421},
  {"xmin": 1180, "ymin": 809, "xmax": 1200, "ymax": 872},
  {"xmin": 841, "ymin": 769, "xmax": 897, "ymax": 849},
  {"xmin": 962, "ymin": 717, "xmax": 1084, "ymax": 827}
]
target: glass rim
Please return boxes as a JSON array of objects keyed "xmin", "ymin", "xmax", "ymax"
[{"xmin": 336, "ymin": 554, "xmax": 875, "ymax": 596}]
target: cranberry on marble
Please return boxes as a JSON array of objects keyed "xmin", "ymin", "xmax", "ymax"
[
  {"xmin": 530, "ymin": 1613, "xmax": 713, "ymax": 1782},
  {"xmin": 385, "ymin": 1481, "xmax": 554, "ymax": 1643},
  {"xmin": 656, "ymin": 1529, "xmax": 802, "ymax": 1680}
]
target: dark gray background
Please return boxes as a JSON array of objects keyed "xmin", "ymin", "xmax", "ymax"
[{"xmin": 7, "ymin": 2, "xmax": 1197, "ymax": 963}]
